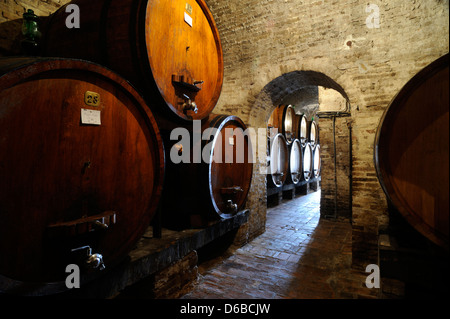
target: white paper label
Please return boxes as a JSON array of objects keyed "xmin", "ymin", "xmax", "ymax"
[
  {"xmin": 184, "ymin": 12, "xmax": 193, "ymax": 27},
  {"xmin": 229, "ymin": 137, "xmax": 234, "ymax": 145},
  {"xmin": 81, "ymin": 108, "xmax": 101, "ymax": 125}
]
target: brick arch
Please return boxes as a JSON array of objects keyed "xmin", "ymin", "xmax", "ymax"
[
  {"xmin": 249, "ymin": 70, "xmax": 350, "ymax": 127},
  {"xmin": 243, "ymin": 70, "xmax": 351, "ymax": 242}
]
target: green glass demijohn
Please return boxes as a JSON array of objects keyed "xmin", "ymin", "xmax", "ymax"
[{"xmin": 21, "ymin": 9, "xmax": 42, "ymax": 55}]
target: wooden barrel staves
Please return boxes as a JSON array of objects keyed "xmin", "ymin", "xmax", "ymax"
[
  {"xmin": 0, "ymin": 57, "xmax": 165, "ymax": 295},
  {"xmin": 268, "ymin": 134, "xmax": 289, "ymax": 188},
  {"xmin": 296, "ymin": 114, "xmax": 308, "ymax": 146},
  {"xmin": 268, "ymin": 105, "xmax": 296, "ymax": 144},
  {"xmin": 309, "ymin": 120, "xmax": 319, "ymax": 147},
  {"xmin": 161, "ymin": 114, "xmax": 253, "ymax": 229},
  {"xmin": 375, "ymin": 54, "xmax": 449, "ymax": 250},
  {"xmin": 303, "ymin": 143, "xmax": 313, "ymax": 182},
  {"xmin": 313, "ymin": 144, "xmax": 321, "ymax": 178},
  {"xmin": 287, "ymin": 139, "xmax": 303, "ymax": 185},
  {"xmin": 43, "ymin": 0, "xmax": 223, "ymax": 122}
]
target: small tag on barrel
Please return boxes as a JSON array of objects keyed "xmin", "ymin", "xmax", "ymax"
[
  {"xmin": 184, "ymin": 12, "xmax": 193, "ymax": 27},
  {"xmin": 81, "ymin": 108, "xmax": 101, "ymax": 125}
]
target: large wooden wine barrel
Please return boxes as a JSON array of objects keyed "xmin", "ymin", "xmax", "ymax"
[
  {"xmin": 313, "ymin": 144, "xmax": 321, "ymax": 178},
  {"xmin": 0, "ymin": 57, "xmax": 165, "ymax": 295},
  {"xmin": 375, "ymin": 54, "xmax": 449, "ymax": 250},
  {"xmin": 268, "ymin": 105, "xmax": 296, "ymax": 144},
  {"xmin": 287, "ymin": 139, "xmax": 303, "ymax": 185},
  {"xmin": 162, "ymin": 114, "xmax": 253, "ymax": 229},
  {"xmin": 309, "ymin": 120, "xmax": 319, "ymax": 147},
  {"xmin": 268, "ymin": 134, "xmax": 289, "ymax": 188},
  {"xmin": 295, "ymin": 114, "xmax": 308, "ymax": 146},
  {"xmin": 43, "ymin": 0, "xmax": 223, "ymax": 122},
  {"xmin": 303, "ymin": 143, "xmax": 313, "ymax": 182}
]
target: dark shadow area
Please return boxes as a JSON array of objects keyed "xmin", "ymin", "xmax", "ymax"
[
  {"xmin": 263, "ymin": 70, "xmax": 350, "ymax": 106},
  {"xmin": 196, "ymin": 229, "xmax": 239, "ymax": 272},
  {"xmin": 0, "ymin": 18, "xmax": 24, "ymax": 56},
  {"xmin": 379, "ymin": 203, "xmax": 450, "ymax": 299}
]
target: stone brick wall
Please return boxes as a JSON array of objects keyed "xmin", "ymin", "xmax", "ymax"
[
  {"xmin": 117, "ymin": 251, "xmax": 199, "ymax": 299},
  {"xmin": 205, "ymin": 0, "xmax": 449, "ymax": 269},
  {"xmin": 319, "ymin": 115, "xmax": 352, "ymax": 221},
  {"xmin": 317, "ymin": 88, "xmax": 351, "ymax": 222}
]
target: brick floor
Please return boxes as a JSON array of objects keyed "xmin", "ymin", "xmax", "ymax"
[{"xmin": 181, "ymin": 190, "xmax": 380, "ymax": 299}]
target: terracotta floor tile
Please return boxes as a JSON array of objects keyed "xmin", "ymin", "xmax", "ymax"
[{"xmin": 181, "ymin": 190, "xmax": 377, "ymax": 299}]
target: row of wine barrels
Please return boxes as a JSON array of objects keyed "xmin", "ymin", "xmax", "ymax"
[
  {"xmin": 268, "ymin": 106, "xmax": 319, "ymax": 147},
  {"xmin": 42, "ymin": 0, "xmax": 251, "ymax": 228},
  {"xmin": 313, "ymin": 144, "xmax": 322, "ymax": 179},
  {"xmin": 161, "ymin": 114, "xmax": 253, "ymax": 229},
  {"xmin": 43, "ymin": 0, "xmax": 252, "ymax": 228},
  {"xmin": 288, "ymin": 141, "xmax": 321, "ymax": 184},
  {"xmin": 302, "ymin": 142, "xmax": 321, "ymax": 182},
  {"xmin": 0, "ymin": 57, "xmax": 165, "ymax": 295},
  {"xmin": 303, "ymin": 143, "xmax": 314, "ymax": 182},
  {"xmin": 267, "ymin": 134, "xmax": 321, "ymax": 188},
  {"xmin": 296, "ymin": 114, "xmax": 308, "ymax": 145},
  {"xmin": 375, "ymin": 53, "xmax": 449, "ymax": 251},
  {"xmin": 43, "ymin": 0, "xmax": 224, "ymax": 122},
  {"xmin": 267, "ymin": 134, "xmax": 289, "ymax": 187},
  {"xmin": 287, "ymin": 139, "xmax": 303, "ymax": 184},
  {"xmin": 0, "ymin": 1, "xmax": 253, "ymax": 295},
  {"xmin": 268, "ymin": 105, "xmax": 296, "ymax": 144},
  {"xmin": 309, "ymin": 120, "xmax": 319, "ymax": 147}
]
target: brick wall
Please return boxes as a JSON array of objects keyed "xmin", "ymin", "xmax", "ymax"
[
  {"xmin": 205, "ymin": 0, "xmax": 449, "ymax": 268},
  {"xmin": 319, "ymin": 116, "xmax": 352, "ymax": 221},
  {"xmin": 317, "ymin": 88, "xmax": 352, "ymax": 221},
  {"xmin": 0, "ymin": 0, "xmax": 67, "ymax": 19}
]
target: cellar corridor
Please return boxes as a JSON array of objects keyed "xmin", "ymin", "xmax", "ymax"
[{"xmin": 181, "ymin": 190, "xmax": 378, "ymax": 299}]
